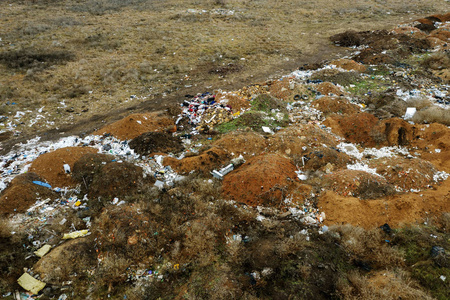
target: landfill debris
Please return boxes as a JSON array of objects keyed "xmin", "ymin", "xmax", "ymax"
[
  {"xmin": 211, "ymin": 164, "xmax": 234, "ymax": 180},
  {"xmin": 17, "ymin": 273, "xmax": 46, "ymax": 295},
  {"xmin": 63, "ymin": 164, "xmax": 71, "ymax": 174},
  {"xmin": 404, "ymin": 107, "xmax": 417, "ymax": 120},
  {"xmin": 34, "ymin": 245, "xmax": 52, "ymax": 258},
  {"xmin": 32, "ymin": 181, "xmax": 52, "ymax": 189},
  {"xmin": 62, "ymin": 230, "xmax": 89, "ymax": 240}
]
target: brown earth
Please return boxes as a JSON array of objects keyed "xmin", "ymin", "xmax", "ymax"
[
  {"xmin": 129, "ymin": 131, "xmax": 184, "ymax": 156},
  {"xmin": 315, "ymin": 82, "xmax": 346, "ymax": 96},
  {"xmin": 213, "ymin": 131, "xmax": 268, "ymax": 159},
  {"xmin": 72, "ymin": 153, "xmax": 116, "ymax": 193},
  {"xmin": 323, "ymin": 112, "xmax": 379, "ymax": 146},
  {"xmin": 320, "ymin": 170, "xmax": 395, "ymax": 199},
  {"xmin": 267, "ymin": 124, "xmax": 340, "ymax": 156},
  {"xmin": 318, "ymin": 179, "xmax": 450, "ymax": 229},
  {"xmin": 302, "ymin": 146, "xmax": 354, "ymax": 172},
  {"xmin": 163, "ymin": 147, "xmax": 229, "ymax": 175},
  {"xmin": 311, "ymin": 96, "xmax": 360, "ymax": 116},
  {"xmin": 29, "ymin": 146, "xmax": 98, "ymax": 188},
  {"xmin": 268, "ymin": 78, "xmax": 293, "ymax": 100},
  {"xmin": 34, "ymin": 237, "xmax": 96, "ymax": 285},
  {"xmin": 222, "ymin": 153, "xmax": 300, "ymax": 207},
  {"xmin": 369, "ymin": 157, "xmax": 437, "ymax": 191},
  {"xmin": 330, "ymin": 58, "xmax": 367, "ymax": 72},
  {"xmin": 88, "ymin": 161, "xmax": 145, "ymax": 200},
  {"xmin": 0, "ymin": 172, "xmax": 59, "ymax": 215},
  {"xmin": 215, "ymin": 92, "xmax": 252, "ymax": 113},
  {"xmin": 92, "ymin": 112, "xmax": 176, "ymax": 140}
]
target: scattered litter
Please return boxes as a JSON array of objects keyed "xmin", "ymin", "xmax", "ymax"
[
  {"xmin": 34, "ymin": 244, "xmax": 52, "ymax": 258},
  {"xmin": 404, "ymin": 107, "xmax": 416, "ymax": 120},
  {"xmin": 62, "ymin": 229, "xmax": 89, "ymax": 240},
  {"xmin": 262, "ymin": 126, "xmax": 274, "ymax": 134},
  {"xmin": 32, "ymin": 181, "xmax": 52, "ymax": 189},
  {"xmin": 211, "ymin": 164, "xmax": 234, "ymax": 180},
  {"xmin": 63, "ymin": 164, "xmax": 71, "ymax": 174},
  {"xmin": 440, "ymin": 275, "xmax": 446, "ymax": 282},
  {"xmin": 17, "ymin": 273, "xmax": 46, "ymax": 295}
]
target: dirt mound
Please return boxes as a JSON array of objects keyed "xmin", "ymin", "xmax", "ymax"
[
  {"xmin": 411, "ymin": 123, "xmax": 450, "ymax": 172},
  {"xmin": 72, "ymin": 153, "xmax": 116, "ymax": 193},
  {"xmin": 34, "ymin": 237, "xmax": 96, "ymax": 285},
  {"xmin": 92, "ymin": 205, "xmax": 162, "ymax": 264},
  {"xmin": 369, "ymin": 157, "xmax": 437, "ymax": 191},
  {"xmin": 251, "ymin": 94, "xmax": 288, "ymax": 112},
  {"xmin": 88, "ymin": 162, "xmax": 145, "ymax": 200},
  {"xmin": 321, "ymin": 170, "xmax": 395, "ymax": 199},
  {"xmin": 29, "ymin": 147, "xmax": 98, "ymax": 188},
  {"xmin": 163, "ymin": 147, "xmax": 229, "ymax": 175},
  {"xmin": 0, "ymin": 172, "xmax": 58, "ymax": 215},
  {"xmin": 330, "ymin": 58, "xmax": 366, "ymax": 72},
  {"xmin": 302, "ymin": 146, "xmax": 354, "ymax": 172},
  {"xmin": 311, "ymin": 96, "xmax": 360, "ymax": 116},
  {"xmin": 268, "ymin": 78, "xmax": 292, "ymax": 100},
  {"xmin": 93, "ymin": 112, "xmax": 176, "ymax": 140},
  {"xmin": 310, "ymin": 68, "xmax": 361, "ymax": 86},
  {"xmin": 267, "ymin": 125, "xmax": 341, "ymax": 161},
  {"xmin": 315, "ymin": 82, "xmax": 345, "ymax": 96},
  {"xmin": 429, "ymin": 28, "xmax": 450, "ymax": 42},
  {"xmin": 318, "ymin": 179, "xmax": 450, "ymax": 229},
  {"xmin": 323, "ymin": 112, "xmax": 379, "ymax": 146},
  {"xmin": 129, "ymin": 132, "xmax": 183, "ymax": 156},
  {"xmin": 433, "ymin": 69, "xmax": 450, "ymax": 83},
  {"xmin": 222, "ymin": 153, "xmax": 299, "ymax": 207},
  {"xmin": 375, "ymin": 118, "xmax": 415, "ymax": 146},
  {"xmin": 212, "ymin": 131, "xmax": 268, "ymax": 159},
  {"xmin": 215, "ymin": 92, "xmax": 251, "ymax": 113},
  {"xmin": 392, "ymin": 26, "xmax": 427, "ymax": 39}
]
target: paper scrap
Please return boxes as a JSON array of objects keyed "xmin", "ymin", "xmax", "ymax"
[
  {"xmin": 34, "ymin": 244, "xmax": 52, "ymax": 258},
  {"xmin": 62, "ymin": 229, "xmax": 89, "ymax": 239},
  {"xmin": 17, "ymin": 273, "xmax": 46, "ymax": 294}
]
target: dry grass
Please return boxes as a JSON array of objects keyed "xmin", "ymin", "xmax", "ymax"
[
  {"xmin": 412, "ymin": 106, "xmax": 450, "ymax": 125},
  {"xmin": 0, "ymin": 0, "xmax": 447, "ymax": 136}
]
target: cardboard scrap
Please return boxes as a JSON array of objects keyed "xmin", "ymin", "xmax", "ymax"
[
  {"xmin": 34, "ymin": 245, "xmax": 51, "ymax": 258},
  {"xmin": 62, "ymin": 229, "xmax": 89, "ymax": 240},
  {"xmin": 17, "ymin": 273, "xmax": 46, "ymax": 295}
]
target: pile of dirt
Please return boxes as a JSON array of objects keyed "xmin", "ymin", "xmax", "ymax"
[
  {"xmin": 302, "ymin": 146, "xmax": 354, "ymax": 172},
  {"xmin": 315, "ymin": 82, "xmax": 345, "ymax": 96},
  {"xmin": 212, "ymin": 130, "xmax": 268, "ymax": 159},
  {"xmin": 163, "ymin": 147, "xmax": 229, "ymax": 175},
  {"xmin": 0, "ymin": 172, "xmax": 59, "ymax": 215},
  {"xmin": 375, "ymin": 118, "xmax": 415, "ymax": 146},
  {"xmin": 320, "ymin": 170, "xmax": 395, "ymax": 199},
  {"xmin": 222, "ymin": 153, "xmax": 299, "ymax": 207},
  {"xmin": 318, "ymin": 181, "xmax": 450, "ymax": 229},
  {"xmin": 34, "ymin": 237, "xmax": 96, "ymax": 285},
  {"xmin": 93, "ymin": 112, "xmax": 176, "ymax": 140},
  {"xmin": 411, "ymin": 123, "xmax": 450, "ymax": 172},
  {"xmin": 311, "ymin": 96, "xmax": 360, "ymax": 116},
  {"xmin": 215, "ymin": 92, "xmax": 251, "ymax": 113},
  {"xmin": 129, "ymin": 132, "xmax": 184, "ymax": 156},
  {"xmin": 88, "ymin": 161, "xmax": 146, "ymax": 201},
  {"xmin": 72, "ymin": 153, "xmax": 116, "ymax": 193},
  {"xmin": 267, "ymin": 78, "xmax": 293, "ymax": 100},
  {"xmin": 330, "ymin": 58, "xmax": 366, "ymax": 72},
  {"xmin": 267, "ymin": 124, "xmax": 340, "ymax": 157},
  {"xmin": 323, "ymin": 112, "xmax": 379, "ymax": 146},
  {"xmin": 369, "ymin": 157, "xmax": 437, "ymax": 191},
  {"xmin": 29, "ymin": 147, "xmax": 98, "ymax": 188},
  {"xmin": 310, "ymin": 68, "xmax": 362, "ymax": 86}
]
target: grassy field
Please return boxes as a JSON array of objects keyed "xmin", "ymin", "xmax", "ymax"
[{"xmin": 0, "ymin": 0, "xmax": 448, "ymax": 141}]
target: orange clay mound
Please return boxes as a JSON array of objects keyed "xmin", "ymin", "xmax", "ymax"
[
  {"xmin": 330, "ymin": 58, "xmax": 366, "ymax": 72},
  {"xmin": 311, "ymin": 96, "xmax": 360, "ymax": 116},
  {"xmin": 315, "ymin": 82, "xmax": 345, "ymax": 96},
  {"xmin": 323, "ymin": 112, "xmax": 379, "ymax": 146},
  {"xmin": 163, "ymin": 147, "xmax": 229, "ymax": 175},
  {"xmin": 29, "ymin": 147, "xmax": 98, "ymax": 188},
  {"xmin": 222, "ymin": 153, "xmax": 299, "ymax": 207},
  {"xmin": 93, "ymin": 112, "xmax": 175, "ymax": 140},
  {"xmin": 212, "ymin": 130, "xmax": 268, "ymax": 159},
  {"xmin": 0, "ymin": 173, "xmax": 59, "ymax": 215},
  {"xmin": 215, "ymin": 92, "xmax": 251, "ymax": 113},
  {"xmin": 369, "ymin": 157, "xmax": 437, "ymax": 191}
]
